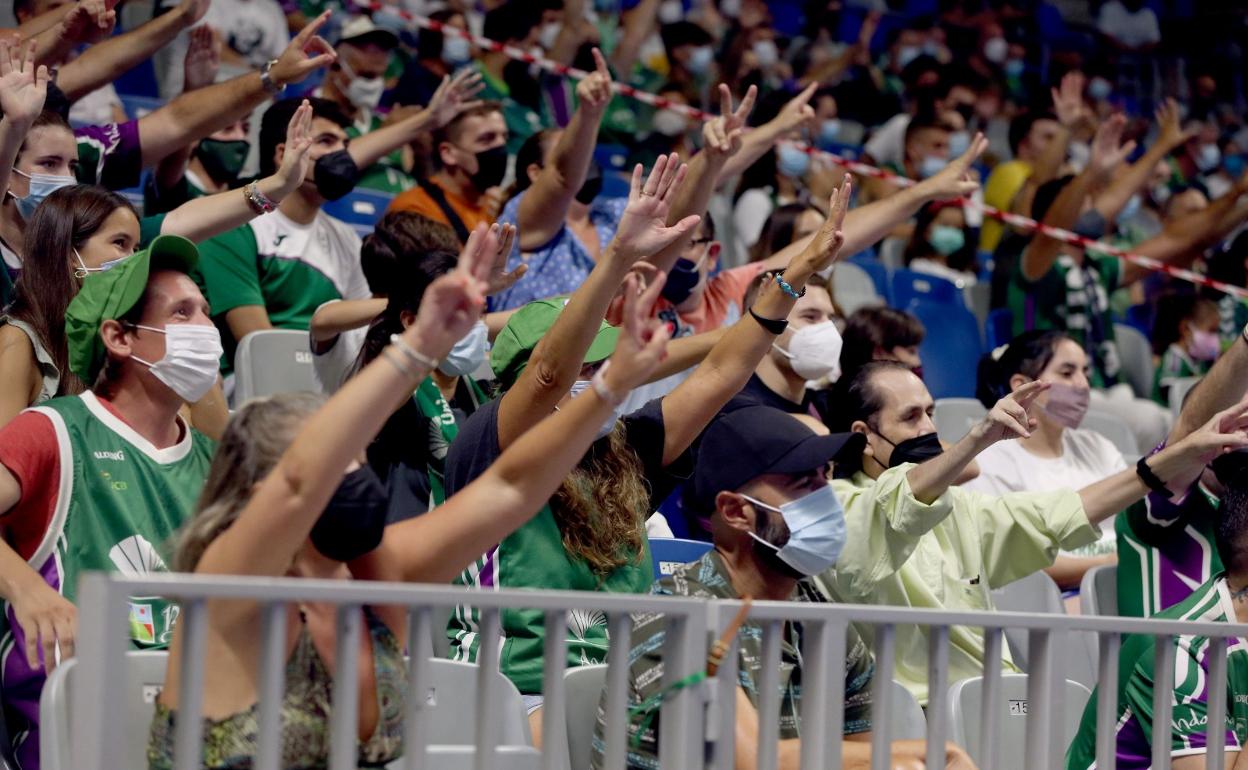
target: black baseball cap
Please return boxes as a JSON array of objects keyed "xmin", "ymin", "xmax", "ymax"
[
  {"xmin": 1212, "ymin": 449, "xmax": 1248, "ymax": 488},
  {"xmin": 691, "ymin": 406, "xmax": 865, "ymax": 514}
]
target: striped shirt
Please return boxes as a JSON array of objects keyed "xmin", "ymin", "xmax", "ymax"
[{"xmin": 1065, "ymin": 574, "xmax": 1248, "ymax": 769}]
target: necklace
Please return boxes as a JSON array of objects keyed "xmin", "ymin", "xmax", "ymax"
[{"xmin": 1229, "ymin": 582, "xmax": 1248, "ymax": 603}]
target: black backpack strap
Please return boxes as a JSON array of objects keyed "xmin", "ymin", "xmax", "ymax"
[{"xmin": 416, "ymin": 177, "xmax": 471, "ymax": 244}]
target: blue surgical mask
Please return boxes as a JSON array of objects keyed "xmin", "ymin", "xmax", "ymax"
[
  {"xmin": 928, "ymin": 224, "xmax": 965, "ymax": 257},
  {"xmin": 1116, "ymin": 193, "xmax": 1142, "ymax": 225},
  {"xmin": 11, "ymin": 169, "xmax": 75, "ymax": 220},
  {"xmin": 1004, "ymin": 58, "xmax": 1025, "ymax": 78},
  {"xmin": 819, "ymin": 119, "xmax": 842, "ymax": 147},
  {"xmin": 1087, "ymin": 77, "xmax": 1113, "ymax": 101},
  {"xmin": 441, "ymin": 35, "xmax": 472, "ymax": 67},
  {"xmin": 73, "ymin": 248, "xmax": 127, "ymax": 279},
  {"xmin": 1225, "ymin": 153, "xmax": 1247, "ymax": 179},
  {"xmin": 438, "ymin": 320, "xmax": 489, "ymax": 377},
  {"xmin": 918, "ymin": 155, "xmax": 947, "ymax": 179},
  {"xmin": 895, "ymin": 45, "xmax": 921, "ymax": 69},
  {"xmin": 743, "ymin": 484, "xmax": 847, "ymax": 576},
  {"xmin": 1197, "ymin": 144, "xmax": 1222, "ymax": 173},
  {"xmin": 777, "ymin": 144, "xmax": 810, "ymax": 178},
  {"xmin": 687, "ymin": 45, "xmax": 714, "ymax": 75},
  {"xmin": 948, "ymin": 130, "xmax": 971, "ymax": 158}
]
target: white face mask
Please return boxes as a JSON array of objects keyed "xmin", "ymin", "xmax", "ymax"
[
  {"xmin": 129, "ymin": 323, "xmax": 223, "ymax": 403},
  {"xmin": 74, "ymin": 248, "xmax": 128, "ymax": 279},
  {"xmin": 652, "ymin": 108, "xmax": 688, "ymax": 137},
  {"xmin": 538, "ymin": 22, "xmax": 562, "ymax": 50},
  {"xmin": 658, "ymin": 0, "xmax": 684, "ymax": 23},
  {"xmin": 339, "ymin": 58, "xmax": 385, "ymax": 111},
  {"xmin": 752, "ymin": 39, "xmax": 779, "ymax": 68},
  {"xmin": 773, "ymin": 320, "xmax": 842, "ymax": 381},
  {"xmin": 438, "ymin": 320, "xmax": 489, "ymax": 377},
  {"xmin": 441, "ymin": 35, "xmax": 471, "ymax": 66},
  {"xmin": 568, "ymin": 376, "xmax": 627, "ymax": 440}
]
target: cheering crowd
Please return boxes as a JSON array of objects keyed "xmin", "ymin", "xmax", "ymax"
[{"xmin": 2, "ymin": 0, "xmax": 1248, "ymax": 767}]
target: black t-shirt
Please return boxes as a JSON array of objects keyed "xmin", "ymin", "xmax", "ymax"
[
  {"xmin": 722, "ymin": 373, "xmax": 813, "ymax": 415},
  {"xmin": 370, "ymin": 378, "xmax": 492, "ymax": 524},
  {"xmin": 444, "ymin": 396, "xmax": 693, "ymax": 512}
]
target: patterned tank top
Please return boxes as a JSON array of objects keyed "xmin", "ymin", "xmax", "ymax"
[{"xmin": 147, "ymin": 609, "xmax": 405, "ymax": 769}]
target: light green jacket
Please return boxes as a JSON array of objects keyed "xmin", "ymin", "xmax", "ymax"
[{"xmin": 815, "ymin": 465, "xmax": 1097, "ymax": 704}]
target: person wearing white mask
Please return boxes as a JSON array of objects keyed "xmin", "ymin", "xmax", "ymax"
[
  {"xmin": 315, "ymin": 16, "xmax": 412, "ymax": 193},
  {"xmin": 593, "ymin": 406, "xmax": 978, "ymax": 770},
  {"xmin": 0, "ymin": 235, "xmax": 221, "ymax": 770}
]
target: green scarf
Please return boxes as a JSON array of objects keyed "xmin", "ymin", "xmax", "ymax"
[{"xmin": 412, "ymin": 375, "xmax": 487, "ymax": 506}]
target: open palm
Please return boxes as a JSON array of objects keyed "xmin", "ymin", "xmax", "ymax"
[
  {"xmin": 613, "ymin": 154, "xmax": 701, "ymax": 262},
  {"xmin": 0, "ymin": 40, "xmax": 50, "ymax": 126},
  {"xmin": 426, "ymin": 69, "xmax": 486, "ymax": 129},
  {"xmin": 409, "ymin": 224, "xmax": 495, "ymax": 357}
]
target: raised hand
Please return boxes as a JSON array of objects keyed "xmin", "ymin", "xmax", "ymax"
[
  {"xmin": 969, "ymin": 380, "xmax": 1049, "ymax": 444},
  {"xmin": 1155, "ymin": 97, "xmax": 1195, "ymax": 151},
  {"xmin": 405, "ymin": 223, "xmax": 495, "ymax": 359},
  {"xmin": 603, "ymin": 271, "xmax": 673, "ymax": 394},
  {"xmin": 182, "ymin": 24, "xmax": 220, "ymax": 92},
  {"xmin": 703, "ymin": 83, "xmax": 757, "ymax": 158},
  {"xmin": 272, "ymin": 100, "xmax": 314, "ymax": 196},
  {"xmin": 916, "ymin": 132, "xmax": 989, "ymax": 201},
  {"xmin": 771, "ymin": 81, "xmax": 817, "ymax": 135},
  {"xmin": 792, "ymin": 177, "xmax": 851, "ymax": 274},
  {"xmin": 1174, "ymin": 396, "xmax": 1248, "ymax": 466},
  {"xmin": 270, "ymin": 10, "xmax": 337, "ymax": 89},
  {"xmin": 55, "ymin": 0, "xmax": 116, "ymax": 47},
  {"xmin": 424, "ymin": 68, "xmax": 486, "ymax": 129},
  {"xmin": 0, "ymin": 40, "xmax": 50, "ymax": 128},
  {"xmin": 1051, "ymin": 71, "xmax": 1088, "ymax": 129},
  {"xmin": 484, "ymin": 223, "xmax": 527, "ymax": 295},
  {"xmin": 1089, "ymin": 113, "xmax": 1137, "ymax": 180},
  {"xmin": 612, "ymin": 154, "xmax": 701, "ymax": 262},
  {"xmin": 575, "ymin": 48, "xmax": 614, "ymax": 115}
]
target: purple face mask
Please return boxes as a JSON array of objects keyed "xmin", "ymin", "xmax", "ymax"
[{"xmin": 1041, "ymin": 382, "xmax": 1091, "ymax": 429}]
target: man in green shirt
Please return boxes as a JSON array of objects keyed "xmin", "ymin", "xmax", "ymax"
[
  {"xmin": 475, "ymin": 0, "xmax": 550, "ymax": 155},
  {"xmin": 592, "ymin": 406, "xmax": 972, "ymax": 770},
  {"xmin": 819, "ymin": 360, "xmax": 1247, "ymax": 703}
]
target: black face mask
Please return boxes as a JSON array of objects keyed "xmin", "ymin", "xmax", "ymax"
[
  {"xmin": 195, "ymin": 139, "xmax": 250, "ymax": 184},
  {"xmin": 313, "ymin": 150, "xmax": 362, "ymax": 201},
  {"xmin": 469, "ymin": 145, "xmax": 508, "ymax": 191},
  {"xmin": 309, "ymin": 465, "xmax": 389, "ymax": 562},
  {"xmin": 876, "ymin": 430, "xmax": 944, "ymax": 468},
  {"xmin": 575, "ymin": 162, "xmax": 603, "ymax": 205},
  {"xmin": 661, "ymin": 258, "xmax": 702, "ymax": 304},
  {"xmin": 1212, "ymin": 449, "xmax": 1248, "ymax": 487}
]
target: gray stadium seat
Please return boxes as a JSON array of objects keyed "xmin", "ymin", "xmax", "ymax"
[
  {"xmin": 887, "ymin": 679, "xmax": 927, "ymax": 740},
  {"xmin": 419, "ymin": 659, "xmax": 533, "ymax": 746},
  {"xmin": 233, "ymin": 329, "xmax": 318, "ymax": 404},
  {"xmin": 1168, "ymin": 375, "xmax": 1201, "ymax": 416},
  {"xmin": 991, "ymin": 571, "xmax": 1097, "ymax": 688},
  {"xmin": 408, "ymin": 746, "xmax": 541, "ymax": 770},
  {"xmin": 40, "ymin": 651, "xmax": 168, "ymax": 770},
  {"xmin": 946, "ymin": 673, "xmax": 1091, "ymax": 767},
  {"xmin": 1081, "ymin": 409, "xmax": 1140, "ymax": 459},
  {"xmin": 933, "ymin": 398, "xmax": 987, "ymax": 443},
  {"xmin": 832, "ymin": 261, "xmax": 885, "ymax": 316},
  {"xmin": 1113, "ymin": 324, "xmax": 1154, "ymax": 400},
  {"xmin": 565, "ymin": 664, "xmax": 607, "ymax": 770},
  {"xmin": 1080, "ymin": 564, "xmax": 1119, "ymax": 617}
]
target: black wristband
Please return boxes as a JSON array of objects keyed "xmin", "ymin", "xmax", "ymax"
[
  {"xmin": 1136, "ymin": 455, "xmax": 1172, "ymax": 498},
  {"xmin": 749, "ymin": 308, "xmax": 788, "ymax": 335}
]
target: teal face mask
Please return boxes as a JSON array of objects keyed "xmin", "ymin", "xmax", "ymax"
[{"xmin": 928, "ymin": 224, "xmax": 966, "ymax": 257}]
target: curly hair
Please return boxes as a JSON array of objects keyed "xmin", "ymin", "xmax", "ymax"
[{"xmin": 549, "ymin": 422, "xmax": 651, "ymax": 576}]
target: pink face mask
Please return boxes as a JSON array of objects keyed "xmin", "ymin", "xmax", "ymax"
[
  {"xmin": 1041, "ymin": 382, "xmax": 1091, "ymax": 429},
  {"xmin": 1189, "ymin": 329, "xmax": 1221, "ymax": 362}
]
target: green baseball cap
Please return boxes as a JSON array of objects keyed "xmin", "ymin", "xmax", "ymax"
[
  {"xmin": 65, "ymin": 234, "xmax": 200, "ymax": 383},
  {"xmin": 490, "ymin": 297, "xmax": 619, "ymax": 390}
]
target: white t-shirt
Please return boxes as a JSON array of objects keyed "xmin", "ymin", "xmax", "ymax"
[
  {"xmin": 158, "ymin": 0, "xmax": 290, "ymax": 95},
  {"xmin": 68, "ymin": 83, "xmax": 124, "ymax": 126},
  {"xmin": 310, "ymin": 305, "xmax": 368, "ymax": 394},
  {"xmin": 1096, "ymin": 1, "xmax": 1161, "ymax": 49},
  {"xmin": 733, "ymin": 187, "xmax": 775, "ymax": 255},
  {"xmin": 863, "ymin": 113, "xmax": 911, "ymax": 169},
  {"xmin": 965, "ymin": 428, "xmax": 1127, "ymax": 543}
]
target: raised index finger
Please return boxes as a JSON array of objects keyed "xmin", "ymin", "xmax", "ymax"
[
  {"xmin": 592, "ymin": 47, "xmax": 610, "ymax": 78},
  {"xmin": 1011, "ymin": 379, "xmax": 1050, "ymax": 405},
  {"xmin": 295, "ymin": 9, "xmax": 331, "ymax": 44}
]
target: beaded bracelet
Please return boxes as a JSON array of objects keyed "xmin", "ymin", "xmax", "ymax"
[
  {"xmin": 389, "ymin": 334, "xmax": 439, "ymax": 371},
  {"xmin": 244, "ymin": 182, "xmax": 277, "ymax": 214},
  {"xmin": 773, "ymin": 272, "xmax": 805, "ymax": 299}
]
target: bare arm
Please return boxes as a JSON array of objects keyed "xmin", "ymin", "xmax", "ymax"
[
  {"xmin": 0, "ymin": 330, "xmax": 41, "ymax": 430},
  {"xmin": 187, "ymin": 379, "xmax": 228, "ymax": 441},
  {"xmin": 1093, "ymin": 98, "xmax": 1192, "ymax": 224},
  {"xmin": 1171, "ymin": 328, "xmax": 1248, "ymax": 442},
  {"xmin": 517, "ymin": 49, "xmax": 613, "ymax": 251},
  {"xmin": 26, "ymin": 0, "xmax": 114, "ymax": 68},
  {"xmin": 135, "ymin": 12, "xmax": 335, "ymax": 169},
  {"xmin": 610, "ymin": 0, "xmax": 662, "ymax": 75},
  {"xmin": 1012, "ymin": 73, "xmax": 1087, "ymax": 221},
  {"xmin": 347, "ymin": 70, "xmax": 483, "ymax": 171},
  {"xmin": 659, "ymin": 181, "xmax": 850, "ymax": 465},
  {"xmin": 309, "ymin": 299, "xmax": 386, "ymax": 344},
  {"xmin": 56, "ymin": 0, "xmax": 208, "ymax": 102},
  {"xmin": 717, "ymin": 84, "xmax": 816, "ymax": 183},
  {"xmin": 1123, "ymin": 181, "xmax": 1248, "ymax": 285},
  {"xmin": 496, "ymin": 156, "xmax": 699, "ymax": 451},
  {"xmin": 224, "ymin": 306, "xmax": 274, "ymax": 344},
  {"xmin": 152, "ymin": 24, "xmax": 219, "ymax": 196},
  {"xmin": 159, "ymin": 100, "xmax": 314, "ymax": 243},
  {"xmin": 0, "ymin": 40, "xmax": 48, "ymax": 215}
]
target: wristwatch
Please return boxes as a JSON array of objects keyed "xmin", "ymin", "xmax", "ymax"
[{"xmin": 260, "ymin": 59, "xmax": 283, "ymax": 96}]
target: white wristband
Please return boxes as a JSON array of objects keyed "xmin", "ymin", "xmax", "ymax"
[{"xmin": 591, "ymin": 361, "xmax": 622, "ymax": 407}]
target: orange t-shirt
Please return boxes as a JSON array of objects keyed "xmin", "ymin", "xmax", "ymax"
[
  {"xmin": 654, "ymin": 262, "xmax": 771, "ymax": 336},
  {"xmin": 387, "ymin": 179, "xmax": 491, "ymax": 242}
]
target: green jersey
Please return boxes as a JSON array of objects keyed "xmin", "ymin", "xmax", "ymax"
[
  {"xmin": 1116, "ymin": 486, "xmax": 1222, "ymax": 618},
  {"xmin": 1066, "ymin": 575, "xmax": 1248, "ymax": 769},
  {"xmin": 1009, "ymin": 251, "xmax": 1122, "ymax": 387},
  {"xmin": 1152, "ymin": 344, "xmax": 1209, "ymax": 405},
  {"xmin": 345, "ymin": 113, "xmax": 415, "ymax": 194}
]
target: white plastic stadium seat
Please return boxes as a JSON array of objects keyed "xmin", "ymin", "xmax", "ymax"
[
  {"xmin": 832, "ymin": 261, "xmax": 885, "ymax": 316},
  {"xmin": 933, "ymin": 398, "xmax": 987, "ymax": 443},
  {"xmin": 946, "ymin": 673, "xmax": 1091, "ymax": 768},
  {"xmin": 233, "ymin": 329, "xmax": 318, "ymax": 403},
  {"xmin": 1113, "ymin": 324, "xmax": 1155, "ymax": 400},
  {"xmin": 565, "ymin": 664, "xmax": 608, "ymax": 770},
  {"xmin": 1081, "ymin": 409, "xmax": 1140, "ymax": 460},
  {"xmin": 40, "ymin": 651, "xmax": 168, "ymax": 770},
  {"xmin": 990, "ymin": 571, "xmax": 1097, "ymax": 688},
  {"xmin": 888, "ymin": 679, "xmax": 927, "ymax": 741},
  {"xmin": 1169, "ymin": 375, "xmax": 1201, "ymax": 416},
  {"xmin": 1079, "ymin": 564, "xmax": 1119, "ymax": 617}
]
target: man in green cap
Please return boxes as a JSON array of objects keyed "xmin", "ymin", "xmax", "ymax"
[{"xmin": 0, "ymin": 235, "xmax": 218, "ymax": 770}]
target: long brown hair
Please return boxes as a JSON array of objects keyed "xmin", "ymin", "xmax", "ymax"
[
  {"xmin": 8, "ymin": 185, "xmax": 136, "ymax": 397},
  {"xmin": 549, "ymin": 422, "xmax": 651, "ymax": 575}
]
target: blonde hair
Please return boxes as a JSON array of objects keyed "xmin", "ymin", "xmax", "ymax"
[
  {"xmin": 549, "ymin": 422, "xmax": 651, "ymax": 576},
  {"xmin": 173, "ymin": 392, "xmax": 326, "ymax": 572}
]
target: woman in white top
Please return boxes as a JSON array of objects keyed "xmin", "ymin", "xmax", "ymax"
[{"xmin": 968, "ymin": 330, "xmax": 1125, "ymax": 589}]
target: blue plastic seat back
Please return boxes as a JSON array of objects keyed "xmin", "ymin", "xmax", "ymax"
[
  {"xmin": 912, "ymin": 301, "xmax": 984, "ymax": 399},
  {"xmin": 892, "ymin": 268, "xmax": 965, "ymax": 310}
]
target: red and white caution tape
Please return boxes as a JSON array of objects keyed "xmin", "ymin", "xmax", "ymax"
[{"xmin": 356, "ymin": 0, "xmax": 1248, "ymax": 299}]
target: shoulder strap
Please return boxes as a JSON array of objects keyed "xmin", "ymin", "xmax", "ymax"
[{"xmin": 416, "ymin": 178, "xmax": 471, "ymax": 244}]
